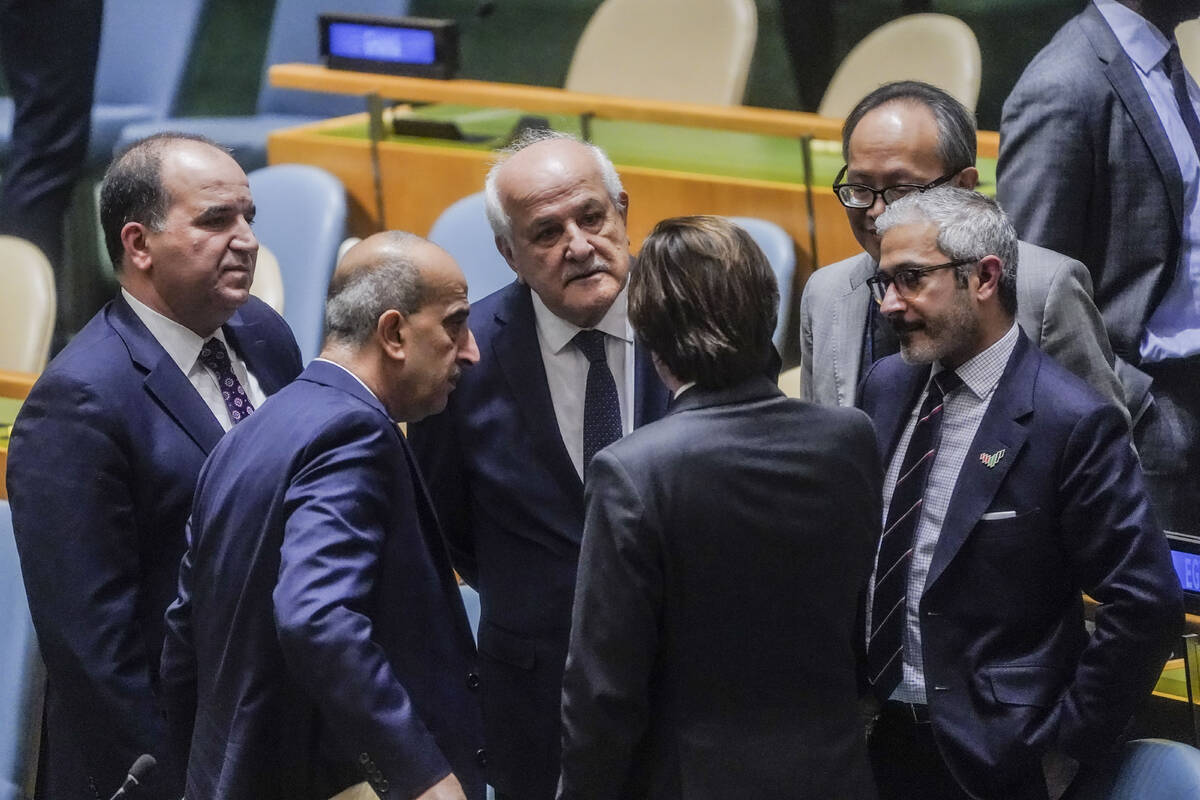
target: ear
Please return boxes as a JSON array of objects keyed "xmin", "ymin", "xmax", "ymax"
[
  {"xmin": 495, "ymin": 234, "xmax": 522, "ymax": 280},
  {"xmin": 615, "ymin": 191, "xmax": 630, "ymax": 225},
  {"xmin": 377, "ymin": 308, "xmax": 407, "ymax": 362},
  {"xmin": 973, "ymin": 255, "xmax": 1004, "ymax": 302},
  {"xmin": 955, "ymin": 166, "xmax": 980, "ymax": 191},
  {"xmin": 121, "ymin": 221, "xmax": 154, "ymax": 275}
]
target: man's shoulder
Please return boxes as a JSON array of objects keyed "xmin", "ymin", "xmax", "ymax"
[
  {"xmin": 32, "ymin": 303, "xmax": 136, "ymax": 397},
  {"xmin": 804, "ymin": 252, "xmax": 874, "ymax": 300},
  {"xmin": 1011, "ymin": 9, "xmax": 1107, "ymax": 97}
]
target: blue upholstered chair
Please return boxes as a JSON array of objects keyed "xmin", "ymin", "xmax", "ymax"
[
  {"xmin": 427, "ymin": 192, "xmax": 514, "ymax": 303},
  {"xmin": 1066, "ymin": 739, "xmax": 1200, "ymax": 800},
  {"xmin": 114, "ymin": 0, "xmax": 410, "ymax": 170},
  {"xmin": 725, "ymin": 216, "xmax": 796, "ymax": 349},
  {"xmin": 0, "ymin": 500, "xmax": 44, "ymax": 800},
  {"xmin": 246, "ymin": 164, "xmax": 348, "ymax": 363},
  {"xmin": 0, "ymin": 0, "xmax": 206, "ymax": 166}
]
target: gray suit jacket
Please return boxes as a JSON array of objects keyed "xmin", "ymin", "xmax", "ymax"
[
  {"xmin": 998, "ymin": 1, "xmax": 1182, "ymax": 371},
  {"xmin": 798, "ymin": 242, "xmax": 1125, "ymax": 418}
]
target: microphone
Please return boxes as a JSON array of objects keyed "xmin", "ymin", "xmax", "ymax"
[{"xmin": 108, "ymin": 754, "xmax": 157, "ymax": 800}]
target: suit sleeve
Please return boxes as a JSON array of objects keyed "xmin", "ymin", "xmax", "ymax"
[
  {"xmin": 6, "ymin": 373, "xmax": 170, "ymax": 794},
  {"xmin": 1037, "ymin": 403, "xmax": 1183, "ymax": 759},
  {"xmin": 1038, "ymin": 255, "xmax": 1127, "ymax": 426},
  {"xmin": 558, "ymin": 449, "xmax": 662, "ymax": 800},
  {"xmin": 407, "ymin": 405, "xmax": 478, "ymax": 585},
  {"xmin": 274, "ymin": 415, "xmax": 452, "ymax": 799},
  {"xmin": 160, "ymin": 520, "xmax": 199, "ymax": 778},
  {"xmin": 798, "ymin": 277, "xmax": 817, "ymax": 402},
  {"xmin": 997, "ymin": 66, "xmax": 1093, "ymax": 264}
]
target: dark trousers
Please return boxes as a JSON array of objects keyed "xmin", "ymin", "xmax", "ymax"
[
  {"xmin": 0, "ymin": 0, "xmax": 102, "ymax": 270},
  {"xmin": 1136, "ymin": 357, "xmax": 1200, "ymax": 535}
]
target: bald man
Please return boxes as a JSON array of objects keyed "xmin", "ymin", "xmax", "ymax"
[
  {"xmin": 408, "ymin": 131, "xmax": 671, "ymax": 800},
  {"xmin": 161, "ymin": 233, "xmax": 485, "ymax": 800}
]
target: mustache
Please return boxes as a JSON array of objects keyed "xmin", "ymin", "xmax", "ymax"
[{"xmin": 563, "ymin": 257, "xmax": 611, "ymax": 283}]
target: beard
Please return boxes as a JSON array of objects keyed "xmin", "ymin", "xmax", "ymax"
[{"xmin": 891, "ymin": 290, "xmax": 980, "ymax": 366}]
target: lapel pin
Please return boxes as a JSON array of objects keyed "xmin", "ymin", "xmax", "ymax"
[{"xmin": 979, "ymin": 449, "xmax": 1006, "ymax": 469}]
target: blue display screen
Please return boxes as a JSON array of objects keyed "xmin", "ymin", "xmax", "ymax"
[
  {"xmin": 1172, "ymin": 549, "xmax": 1200, "ymax": 592},
  {"xmin": 327, "ymin": 22, "xmax": 436, "ymax": 65}
]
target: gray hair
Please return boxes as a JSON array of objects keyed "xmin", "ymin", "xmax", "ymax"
[
  {"xmin": 841, "ymin": 81, "xmax": 976, "ymax": 175},
  {"xmin": 323, "ymin": 232, "xmax": 428, "ymax": 346},
  {"xmin": 482, "ymin": 129, "xmax": 625, "ymax": 243},
  {"xmin": 876, "ymin": 187, "xmax": 1018, "ymax": 315}
]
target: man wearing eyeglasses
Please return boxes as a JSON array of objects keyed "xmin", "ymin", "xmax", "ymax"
[
  {"xmin": 799, "ymin": 81, "xmax": 1124, "ymax": 418},
  {"xmin": 857, "ymin": 186, "xmax": 1180, "ymax": 800}
]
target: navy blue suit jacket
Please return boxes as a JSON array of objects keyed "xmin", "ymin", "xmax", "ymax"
[
  {"xmin": 6, "ymin": 294, "xmax": 301, "ymax": 800},
  {"xmin": 160, "ymin": 360, "xmax": 485, "ymax": 800},
  {"xmin": 407, "ymin": 281, "xmax": 670, "ymax": 799},
  {"xmin": 858, "ymin": 332, "xmax": 1182, "ymax": 798}
]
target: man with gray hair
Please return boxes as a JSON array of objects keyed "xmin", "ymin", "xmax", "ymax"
[
  {"xmin": 161, "ymin": 232, "xmax": 485, "ymax": 800},
  {"xmin": 408, "ymin": 131, "xmax": 670, "ymax": 800},
  {"xmin": 856, "ymin": 187, "xmax": 1180, "ymax": 799}
]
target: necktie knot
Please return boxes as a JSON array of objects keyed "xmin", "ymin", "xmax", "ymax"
[
  {"xmin": 199, "ymin": 337, "xmax": 232, "ymax": 370},
  {"xmin": 574, "ymin": 329, "xmax": 608, "ymax": 364},
  {"xmin": 931, "ymin": 369, "xmax": 963, "ymax": 401}
]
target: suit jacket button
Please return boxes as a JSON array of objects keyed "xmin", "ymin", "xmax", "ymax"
[
  {"xmin": 359, "ymin": 753, "xmax": 371, "ymax": 764},
  {"xmin": 476, "ymin": 748, "xmax": 488, "ymax": 767},
  {"xmin": 467, "ymin": 671, "xmax": 480, "ymax": 690},
  {"xmin": 378, "ymin": 779, "xmax": 389, "ymax": 792}
]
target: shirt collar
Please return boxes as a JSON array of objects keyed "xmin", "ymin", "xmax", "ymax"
[
  {"xmin": 529, "ymin": 282, "xmax": 633, "ymax": 354},
  {"xmin": 122, "ymin": 288, "xmax": 229, "ymax": 374},
  {"xmin": 933, "ymin": 322, "xmax": 1019, "ymax": 401},
  {"xmin": 1094, "ymin": 0, "xmax": 1173, "ymax": 75}
]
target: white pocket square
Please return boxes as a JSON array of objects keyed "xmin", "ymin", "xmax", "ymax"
[{"xmin": 981, "ymin": 510, "xmax": 1018, "ymax": 521}]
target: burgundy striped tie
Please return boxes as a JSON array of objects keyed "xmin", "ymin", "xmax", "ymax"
[{"xmin": 867, "ymin": 369, "xmax": 961, "ymax": 697}]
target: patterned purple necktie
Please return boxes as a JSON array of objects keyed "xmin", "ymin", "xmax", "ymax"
[
  {"xmin": 574, "ymin": 329, "xmax": 621, "ymax": 473},
  {"xmin": 867, "ymin": 369, "xmax": 962, "ymax": 698},
  {"xmin": 199, "ymin": 337, "xmax": 255, "ymax": 424}
]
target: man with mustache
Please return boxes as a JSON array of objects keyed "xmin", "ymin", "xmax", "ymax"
[
  {"xmin": 857, "ymin": 187, "xmax": 1180, "ymax": 799},
  {"xmin": 161, "ymin": 233, "xmax": 485, "ymax": 800},
  {"xmin": 6, "ymin": 133, "xmax": 303, "ymax": 799},
  {"xmin": 408, "ymin": 131, "xmax": 670, "ymax": 800}
]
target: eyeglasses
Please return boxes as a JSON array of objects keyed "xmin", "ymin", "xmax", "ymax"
[
  {"xmin": 865, "ymin": 259, "xmax": 976, "ymax": 305},
  {"xmin": 832, "ymin": 166, "xmax": 959, "ymax": 209}
]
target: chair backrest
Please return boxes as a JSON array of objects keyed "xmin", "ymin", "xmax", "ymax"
[
  {"xmin": 0, "ymin": 237, "xmax": 56, "ymax": 373},
  {"xmin": 1179, "ymin": 19, "xmax": 1200, "ymax": 79},
  {"xmin": 0, "ymin": 500, "xmax": 45, "ymax": 800},
  {"xmin": 427, "ymin": 193, "xmax": 514, "ymax": 303},
  {"xmin": 247, "ymin": 165, "xmax": 348, "ymax": 362},
  {"xmin": 1068, "ymin": 738, "xmax": 1200, "ymax": 799},
  {"xmin": 565, "ymin": 0, "xmax": 757, "ymax": 106},
  {"xmin": 250, "ymin": 244, "xmax": 286, "ymax": 315},
  {"xmin": 93, "ymin": 0, "xmax": 206, "ymax": 112},
  {"xmin": 726, "ymin": 217, "xmax": 795, "ymax": 349},
  {"xmin": 818, "ymin": 13, "xmax": 981, "ymax": 118},
  {"xmin": 257, "ymin": 0, "xmax": 410, "ymax": 116}
]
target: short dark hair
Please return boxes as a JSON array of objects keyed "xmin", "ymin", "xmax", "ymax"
[
  {"xmin": 841, "ymin": 81, "xmax": 976, "ymax": 174},
  {"xmin": 629, "ymin": 216, "xmax": 778, "ymax": 389},
  {"xmin": 99, "ymin": 132, "xmax": 225, "ymax": 270},
  {"xmin": 323, "ymin": 232, "xmax": 429, "ymax": 346}
]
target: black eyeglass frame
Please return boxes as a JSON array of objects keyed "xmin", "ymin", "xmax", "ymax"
[
  {"xmin": 831, "ymin": 165, "xmax": 960, "ymax": 209},
  {"xmin": 866, "ymin": 258, "xmax": 977, "ymax": 305}
]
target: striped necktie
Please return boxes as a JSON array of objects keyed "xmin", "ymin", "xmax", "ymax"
[{"xmin": 1165, "ymin": 44, "xmax": 1200, "ymax": 160}]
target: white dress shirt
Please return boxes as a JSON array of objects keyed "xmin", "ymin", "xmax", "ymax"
[
  {"xmin": 123, "ymin": 289, "xmax": 267, "ymax": 432},
  {"xmin": 530, "ymin": 286, "xmax": 635, "ymax": 479},
  {"xmin": 867, "ymin": 322, "xmax": 1019, "ymax": 703},
  {"xmin": 1095, "ymin": 0, "xmax": 1200, "ymax": 361}
]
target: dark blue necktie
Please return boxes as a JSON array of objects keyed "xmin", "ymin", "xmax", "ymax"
[
  {"xmin": 867, "ymin": 369, "xmax": 961, "ymax": 698},
  {"xmin": 574, "ymin": 329, "xmax": 621, "ymax": 473},
  {"xmin": 199, "ymin": 337, "xmax": 255, "ymax": 424},
  {"xmin": 1165, "ymin": 44, "xmax": 1200, "ymax": 160}
]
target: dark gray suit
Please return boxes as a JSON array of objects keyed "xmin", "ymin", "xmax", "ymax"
[
  {"xmin": 558, "ymin": 376, "xmax": 881, "ymax": 800},
  {"xmin": 799, "ymin": 244, "xmax": 1123, "ymax": 416}
]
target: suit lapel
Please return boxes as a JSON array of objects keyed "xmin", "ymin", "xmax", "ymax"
[
  {"xmin": 110, "ymin": 295, "xmax": 225, "ymax": 454},
  {"xmin": 224, "ymin": 311, "xmax": 291, "ymax": 395},
  {"xmin": 1081, "ymin": 4, "xmax": 1185, "ymax": 231},
  {"xmin": 924, "ymin": 336, "xmax": 1035, "ymax": 592},
  {"xmin": 491, "ymin": 285, "xmax": 584, "ymax": 497},
  {"xmin": 633, "ymin": 342, "xmax": 670, "ymax": 427},
  {"xmin": 833, "ymin": 254, "xmax": 875, "ymax": 406},
  {"xmin": 869, "ymin": 362, "xmax": 929, "ymax": 466}
]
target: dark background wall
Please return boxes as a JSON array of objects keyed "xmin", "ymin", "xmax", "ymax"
[{"xmin": 168, "ymin": 0, "xmax": 1084, "ymax": 130}]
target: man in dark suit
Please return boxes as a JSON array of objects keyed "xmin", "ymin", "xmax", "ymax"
[
  {"xmin": 558, "ymin": 216, "xmax": 881, "ymax": 800},
  {"xmin": 161, "ymin": 232, "xmax": 485, "ymax": 800},
  {"xmin": 6, "ymin": 133, "xmax": 303, "ymax": 799},
  {"xmin": 407, "ymin": 131, "xmax": 670, "ymax": 800},
  {"xmin": 800, "ymin": 81, "xmax": 1122, "ymax": 418},
  {"xmin": 857, "ymin": 187, "xmax": 1181, "ymax": 799},
  {"xmin": 999, "ymin": 0, "xmax": 1200, "ymax": 533}
]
